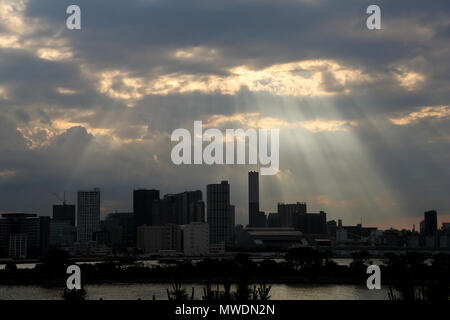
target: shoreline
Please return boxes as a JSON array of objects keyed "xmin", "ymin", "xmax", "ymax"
[{"xmin": 0, "ymin": 275, "xmax": 393, "ymax": 287}]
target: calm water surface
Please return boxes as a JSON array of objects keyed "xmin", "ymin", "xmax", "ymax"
[
  {"xmin": 0, "ymin": 283, "xmax": 389, "ymax": 300},
  {"xmin": 0, "ymin": 258, "xmax": 390, "ymax": 300}
]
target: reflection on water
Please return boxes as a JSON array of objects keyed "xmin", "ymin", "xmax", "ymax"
[{"xmin": 0, "ymin": 283, "xmax": 389, "ymax": 300}]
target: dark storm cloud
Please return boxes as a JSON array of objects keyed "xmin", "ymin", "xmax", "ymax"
[
  {"xmin": 23, "ymin": 0, "xmax": 450, "ymax": 71},
  {"xmin": 0, "ymin": 48, "xmax": 126, "ymax": 112},
  {"xmin": 21, "ymin": 0, "xmax": 450, "ymax": 120}
]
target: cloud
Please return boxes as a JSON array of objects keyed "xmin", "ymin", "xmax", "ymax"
[
  {"xmin": 389, "ymin": 105, "xmax": 450, "ymax": 125},
  {"xmin": 204, "ymin": 112, "xmax": 355, "ymax": 133},
  {"xmin": 302, "ymin": 119, "xmax": 354, "ymax": 133}
]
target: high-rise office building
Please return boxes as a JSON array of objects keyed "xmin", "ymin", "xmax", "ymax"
[
  {"xmin": 228, "ymin": 205, "xmax": 235, "ymax": 246},
  {"xmin": 77, "ymin": 188, "xmax": 100, "ymax": 243},
  {"xmin": 248, "ymin": 171, "xmax": 266, "ymax": 227},
  {"xmin": 186, "ymin": 191, "xmax": 205, "ymax": 223},
  {"xmin": 152, "ymin": 196, "xmax": 177, "ymax": 226},
  {"xmin": 424, "ymin": 210, "xmax": 438, "ymax": 236},
  {"xmin": 248, "ymin": 171, "xmax": 260, "ymax": 227},
  {"xmin": 105, "ymin": 212, "xmax": 136, "ymax": 246},
  {"xmin": 133, "ymin": 189, "xmax": 160, "ymax": 227},
  {"xmin": 297, "ymin": 211, "xmax": 327, "ymax": 235},
  {"xmin": 207, "ymin": 181, "xmax": 235, "ymax": 248},
  {"xmin": 191, "ymin": 200, "xmax": 205, "ymax": 223},
  {"xmin": 163, "ymin": 190, "xmax": 204, "ymax": 225},
  {"xmin": 0, "ymin": 213, "xmax": 41, "ymax": 258},
  {"xmin": 277, "ymin": 202, "xmax": 307, "ymax": 228},
  {"xmin": 39, "ymin": 216, "xmax": 50, "ymax": 255},
  {"xmin": 53, "ymin": 204, "xmax": 76, "ymax": 226}
]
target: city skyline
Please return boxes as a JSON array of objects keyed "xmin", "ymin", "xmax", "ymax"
[
  {"xmin": 0, "ymin": 173, "xmax": 447, "ymax": 233},
  {"xmin": 1, "ymin": 171, "xmax": 448, "ymax": 262}
]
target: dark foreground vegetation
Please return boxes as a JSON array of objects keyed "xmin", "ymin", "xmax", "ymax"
[{"xmin": 1, "ymin": 248, "xmax": 449, "ymax": 300}]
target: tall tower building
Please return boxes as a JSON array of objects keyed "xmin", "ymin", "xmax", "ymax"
[
  {"xmin": 133, "ymin": 189, "xmax": 160, "ymax": 227},
  {"xmin": 191, "ymin": 200, "xmax": 205, "ymax": 223},
  {"xmin": 207, "ymin": 180, "xmax": 235, "ymax": 248},
  {"xmin": 248, "ymin": 171, "xmax": 260, "ymax": 227},
  {"xmin": 424, "ymin": 210, "xmax": 438, "ymax": 236},
  {"xmin": 77, "ymin": 188, "xmax": 100, "ymax": 243}
]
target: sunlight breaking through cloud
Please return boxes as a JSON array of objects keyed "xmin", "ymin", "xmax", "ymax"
[
  {"xmin": 94, "ymin": 60, "xmax": 371, "ymax": 104},
  {"xmin": 204, "ymin": 112, "xmax": 355, "ymax": 133},
  {"xmin": 389, "ymin": 106, "xmax": 450, "ymax": 125}
]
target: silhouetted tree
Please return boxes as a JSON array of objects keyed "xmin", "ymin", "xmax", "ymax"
[
  {"xmin": 285, "ymin": 247, "xmax": 327, "ymax": 270},
  {"xmin": 36, "ymin": 248, "xmax": 70, "ymax": 273},
  {"xmin": 5, "ymin": 262, "xmax": 17, "ymax": 272},
  {"xmin": 63, "ymin": 288, "xmax": 87, "ymax": 300},
  {"xmin": 166, "ymin": 281, "xmax": 193, "ymax": 300},
  {"xmin": 386, "ymin": 252, "xmax": 449, "ymax": 300}
]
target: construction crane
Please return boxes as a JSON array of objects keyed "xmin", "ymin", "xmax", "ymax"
[{"xmin": 52, "ymin": 191, "xmax": 67, "ymax": 205}]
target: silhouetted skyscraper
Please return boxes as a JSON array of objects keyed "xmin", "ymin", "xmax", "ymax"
[
  {"xmin": 297, "ymin": 211, "xmax": 327, "ymax": 235},
  {"xmin": 0, "ymin": 213, "xmax": 41, "ymax": 258},
  {"xmin": 424, "ymin": 210, "xmax": 438, "ymax": 236},
  {"xmin": 77, "ymin": 188, "xmax": 100, "ymax": 243},
  {"xmin": 207, "ymin": 180, "xmax": 235, "ymax": 247},
  {"xmin": 152, "ymin": 196, "xmax": 177, "ymax": 226},
  {"xmin": 105, "ymin": 212, "xmax": 136, "ymax": 246},
  {"xmin": 39, "ymin": 216, "xmax": 50, "ymax": 255},
  {"xmin": 248, "ymin": 171, "xmax": 260, "ymax": 227},
  {"xmin": 163, "ymin": 190, "xmax": 204, "ymax": 225},
  {"xmin": 53, "ymin": 204, "xmax": 76, "ymax": 226},
  {"xmin": 191, "ymin": 200, "xmax": 205, "ymax": 223},
  {"xmin": 278, "ymin": 202, "xmax": 307, "ymax": 228},
  {"xmin": 133, "ymin": 189, "xmax": 160, "ymax": 227},
  {"xmin": 267, "ymin": 212, "xmax": 280, "ymax": 227}
]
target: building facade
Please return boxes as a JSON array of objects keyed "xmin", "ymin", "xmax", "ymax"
[
  {"xmin": 136, "ymin": 224, "xmax": 182, "ymax": 253},
  {"xmin": 248, "ymin": 171, "xmax": 260, "ymax": 227},
  {"xmin": 182, "ymin": 222, "xmax": 209, "ymax": 256},
  {"xmin": 277, "ymin": 202, "xmax": 307, "ymax": 228},
  {"xmin": 53, "ymin": 204, "xmax": 76, "ymax": 226},
  {"xmin": 105, "ymin": 212, "xmax": 136, "ymax": 247},
  {"xmin": 133, "ymin": 189, "xmax": 160, "ymax": 227},
  {"xmin": 50, "ymin": 220, "xmax": 76, "ymax": 247},
  {"xmin": 297, "ymin": 211, "xmax": 327, "ymax": 235},
  {"xmin": 424, "ymin": 210, "xmax": 438, "ymax": 236},
  {"xmin": 77, "ymin": 188, "xmax": 100, "ymax": 243},
  {"xmin": 0, "ymin": 213, "xmax": 41, "ymax": 258},
  {"xmin": 207, "ymin": 181, "xmax": 235, "ymax": 248}
]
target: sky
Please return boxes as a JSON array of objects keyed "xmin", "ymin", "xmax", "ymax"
[{"xmin": 0, "ymin": 0, "xmax": 449, "ymax": 230}]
